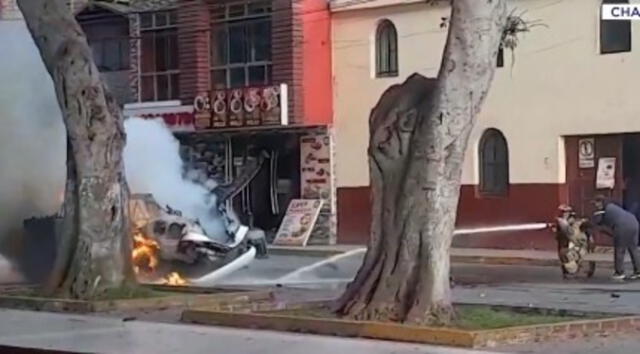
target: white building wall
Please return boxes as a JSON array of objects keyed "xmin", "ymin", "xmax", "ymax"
[{"xmin": 332, "ymin": 0, "xmax": 640, "ymax": 188}]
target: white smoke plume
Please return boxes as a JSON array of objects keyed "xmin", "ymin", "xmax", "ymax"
[
  {"xmin": 124, "ymin": 118, "xmax": 227, "ymax": 240},
  {"xmin": 0, "ymin": 19, "xmax": 229, "ymax": 282},
  {"xmin": 0, "ymin": 20, "xmax": 66, "ymax": 282},
  {"xmin": 0, "ymin": 21, "xmax": 66, "ymax": 237}
]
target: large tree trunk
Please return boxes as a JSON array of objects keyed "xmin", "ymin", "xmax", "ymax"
[
  {"xmin": 17, "ymin": 0, "xmax": 134, "ymax": 299},
  {"xmin": 336, "ymin": 0, "xmax": 506, "ymax": 324}
]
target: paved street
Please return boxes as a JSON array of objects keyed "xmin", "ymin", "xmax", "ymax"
[
  {"xmin": 218, "ymin": 252, "xmax": 640, "ymax": 315},
  {"xmin": 1, "ymin": 307, "xmax": 640, "ymax": 354},
  {"xmin": 6, "ymin": 253, "xmax": 640, "ymax": 353},
  {"xmin": 0, "ymin": 309, "xmax": 501, "ymax": 354}
]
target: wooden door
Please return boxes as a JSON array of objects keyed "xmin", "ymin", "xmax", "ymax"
[
  {"xmin": 566, "ymin": 135, "xmax": 623, "ymax": 246},
  {"xmin": 566, "ymin": 135, "xmax": 623, "ymax": 215}
]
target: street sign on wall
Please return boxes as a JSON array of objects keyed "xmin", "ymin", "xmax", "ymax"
[{"xmin": 578, "ymin": 138, "xmax": 595, "ymax": 168}]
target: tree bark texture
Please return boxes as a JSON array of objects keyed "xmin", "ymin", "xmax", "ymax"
[
  {"xmin": 336, "ymin": 0, "xmax": 506, "ymax": 324},
  {"xmin": 17, "ymin": 0, "xmax": 134, "ymax": 299}
]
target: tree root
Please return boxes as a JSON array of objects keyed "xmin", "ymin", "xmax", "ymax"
[
  {"xmin": 340, "ymin": 299, "xmax": 455, "ymax": 326},
  {"xmin": 406, "ymin": 302, "xmax": 455, "ymax": 326},
  {"xmin": 340, "ymin": 300, "xmax": 403, "ymax": 322}
]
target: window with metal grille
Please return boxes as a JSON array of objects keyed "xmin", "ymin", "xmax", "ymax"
[
  {"xmin": 140, "ymin": 10, "xmax": 180, "ymax": 101},
  {"xmin": 375, "ymin": 20, "xmax": 398, "ymax": 77},
  {"xmin": 90, "ymin": 38, "xmax": 130, "ymax": 72},
  {"xmin": 601, "ymin": 0, "xmax": 631, "ymax": 54},
  {"xmin": 210, "ymin": 0, "xmax": 272, "ymax": 89},
  {"xmin": 479, "ymin": 128, "xmax": 509, "ymax": 196}
]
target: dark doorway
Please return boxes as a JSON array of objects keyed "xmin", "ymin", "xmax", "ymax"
[{"xmin": 623, "ymin": 134, "xmax": 640, "ymax": 218}]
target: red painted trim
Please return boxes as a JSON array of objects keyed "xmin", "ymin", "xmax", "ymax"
[
  {"xmin": 139, "ymin": 112, "xmax": 195, "ymax": 127},
  {"xmin": 337, "ymin": 183, "xmax": 566, "ymax": 250},
  {"xmin": 457, "ymin": 184, "xmax": 562, "ymax": 228},
  {"xmin": 337, "ymin": 187, "xmax": 371, "ymax": 245}
]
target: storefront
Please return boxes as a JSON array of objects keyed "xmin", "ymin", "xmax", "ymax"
[{"xmin": 123, "ymin": 86, "xmax": 337, "ymax": 246}]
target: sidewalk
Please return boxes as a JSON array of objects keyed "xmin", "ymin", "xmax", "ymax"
[
  {"xmin": 269, "ymin": 245, "xmax": 617, "ymax": 267},
  {"xmin": 0, "ymin": 309, "xmax": 496, "ymax": 354}
]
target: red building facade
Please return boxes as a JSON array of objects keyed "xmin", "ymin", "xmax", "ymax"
[{"xmin": 78, "ymin": 0, "xmax": 337, "ymax": 244}]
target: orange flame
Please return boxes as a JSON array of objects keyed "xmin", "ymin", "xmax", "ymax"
[
  {"xmin": 132, "ymin": 231, "xmax": 160, "ymax": 274},
  {"xmin": 131, "ymin": 230, "xmax": 190, "ymax": 286},
  {"xmin": 163, "ymin": 272, "xmax": 188, "ymax": 286}
]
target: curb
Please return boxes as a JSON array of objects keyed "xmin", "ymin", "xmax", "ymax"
[
  {"xmin": 0, "ymin": 345, "xmax": 87, "ymax": 354},
  {"xmin": 181, "ymin": 304, "xmax": 640, "ymax": 348},
  {"xmin": 0, "ymin": 287, "xmax": 272, "ymax": 314},
  {"xmin": 451, "ymin": 255, "xmax": 615, "ymax": 269},
  {"xmin": 269, "ymin": 248, "xmax": 348, "ymax": 257},
  {"xmin": 182, "ymin": 309, "xmax": 474, "ymax": 347},
  {"xmin": 450, "ymin": 255, "xmax": 559, "ymax": 267}
]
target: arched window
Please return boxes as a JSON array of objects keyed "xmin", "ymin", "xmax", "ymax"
[
  {"xmin": 479, "ymin": 128, "xmax": 509, "ymax": 196},
  {"xmin": 375, "ymin": 20, "xmax": 398, "ymax": 77}
]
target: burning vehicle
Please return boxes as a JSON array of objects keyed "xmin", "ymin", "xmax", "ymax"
[
  {"xmin": 129, "ymin": 150, "xmax": 271, "ymax": 286},
  {"xmin": 130, "ymin": 193, "xmax": 268, "ymax": 286},
  {"xmin": 20, "ymin": 124, "xmax": 274, "ymax": 287},
  {"xmin": 21, "ymin": 193, "xmax": 267, "ymax": 287}
]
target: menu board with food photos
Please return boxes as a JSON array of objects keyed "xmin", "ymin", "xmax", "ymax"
[
  {"xmin": 300, "ymin": 134, "xmax": 332, "ymax": 201},
  {"xmin": 273, "ymin": 199, "xmax": 324, "ymax": 246}
]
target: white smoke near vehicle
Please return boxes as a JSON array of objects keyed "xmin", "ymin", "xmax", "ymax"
[
  {"xmin": 0, "ymin": 18, "xmax": 229, "ymax": 283},
  {"xmin": 124, "ymin": 118, "xmax": 228, "ymax": 241}
]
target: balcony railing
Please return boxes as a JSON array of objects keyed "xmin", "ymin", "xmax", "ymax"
[{"xmin": 193, "ymin": 83, "xmax": 288, "ymax": 130}]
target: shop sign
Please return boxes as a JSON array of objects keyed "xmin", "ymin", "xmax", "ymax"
[
  {"xmin": 273, "ymin": 199, "xmax": 323, "ymax": 247},
  {"xmin": 123, "ymin": 101, "xmax": 195, "ymax": 132},
  {"xmin": 193, "ymin": 84, "xmax": 288, "ymax": 130},
  {"xmin": 300, "ymin": 134, "xmax": 331, "ymax": 201}
]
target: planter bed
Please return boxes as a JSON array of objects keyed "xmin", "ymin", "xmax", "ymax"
[{"xmin": 181, "ymin": 302, "xmax": 639, "ymax": 348}]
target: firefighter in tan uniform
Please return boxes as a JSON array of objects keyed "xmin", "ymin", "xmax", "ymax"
[{"xmin": 553, "ymin": 205, "xmax": 596, "ymax": 279}]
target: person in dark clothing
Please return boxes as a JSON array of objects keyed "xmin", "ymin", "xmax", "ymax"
[{"xmin": 592, "ymin": 195, "xmax": 640, "ymax": 280}]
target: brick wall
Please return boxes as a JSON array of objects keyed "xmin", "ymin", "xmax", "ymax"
[
  {"xmin": 178, "ymin": 0, "xmax": 210, "ymax": 103},
  {"xmin": 272, "ymin": 0, "xmax": 304, "ymax": 124},
  {"xmin": 175, "ymin": 0, "xmax": 305, "ymax": 123}
]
